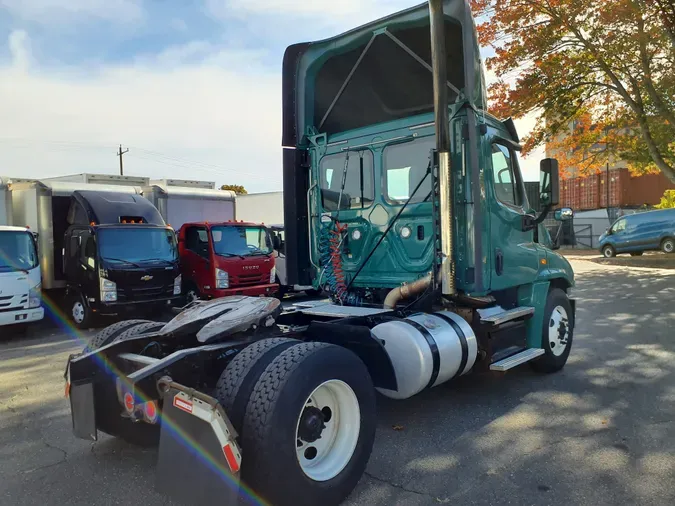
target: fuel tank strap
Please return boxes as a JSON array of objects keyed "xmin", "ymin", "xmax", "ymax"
[
  {"xmin": 433, "ymin": 312, "xmax": 469, "ymax": 378},
  {"xmin": 404, "ymin": 318, "xmax": 440, "ymax": 389}
]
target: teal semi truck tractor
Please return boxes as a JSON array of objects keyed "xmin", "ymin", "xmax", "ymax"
[{"xmin": 65, "ymin": 1, "xmax": 575, "ymax": 505}]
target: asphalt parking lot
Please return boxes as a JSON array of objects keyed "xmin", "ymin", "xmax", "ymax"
[{"xmin": 1, "ymin": 257, "xmax": 674, "ymax": 506}]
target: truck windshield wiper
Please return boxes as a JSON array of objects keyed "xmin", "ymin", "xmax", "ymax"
[
  {"xmin": 248, "ymin": 251, "xmax": 271, "ymax": 257},
  {"xmin": 145, "ymin": 258, "xmax": 174, "ymax": 265},
  {"xmin": 102, "ymin": 257, "xmax": 143, "ymax": 268},
  {"xmin": 217, "ymin": 252, "xmax": 246, "ymax": 260}
]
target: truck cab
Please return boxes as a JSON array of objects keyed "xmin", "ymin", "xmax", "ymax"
[
  {"xmin": 178, "ymin": 221, "xmax": 278, "ymax": 301},
  {"xmin": 63, "ymin": 191, "xmax": 181, "ymax": 328},
  {"xmin": 0, "ymin": 226, "xmax": 44, "ymax": 329}
]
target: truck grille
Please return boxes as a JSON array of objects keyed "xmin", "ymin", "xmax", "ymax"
[
  {"xmin": 0, "ymin": 294, "xmax": 28, "ymax": 312},
  {"xmin": 231, "ymin": 273, "xmax": 266, "ymax": 287},
  {"xmin": 117, "ymin": 286, "xmax": 174, "ymax": 303}
]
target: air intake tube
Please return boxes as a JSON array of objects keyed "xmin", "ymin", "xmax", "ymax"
[{"xmin": 429, "ymin": 0, "xmax": 456, "ymax": 295}]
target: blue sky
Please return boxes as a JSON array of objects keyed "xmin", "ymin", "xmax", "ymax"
[{"xmin": 0, "ymin": 1, "xmax": 541, "ymax": 192}]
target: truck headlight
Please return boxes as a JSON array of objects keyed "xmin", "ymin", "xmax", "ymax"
[
  {"xmin": 215, "ymin": 268, "xmax": 229, "ymax": 289},
  {"xmin": 173, "ymin": 275, "xmax": 182, "ymax": 295},
  {"xmin": 29, "ymin": 284, "xmax": 42, "ymax": 308},
  {"xmin": 100, "ymin": 277, "xmax": 117, "ymax": 302},
  {"xmin": 270, "ymin": 266, "xmax": 276, "ymax": 284}
]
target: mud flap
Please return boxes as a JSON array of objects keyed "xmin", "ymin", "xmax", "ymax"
[{"xmin": 156, "ymin": 382, "xmax": 242, "ymax": 506}]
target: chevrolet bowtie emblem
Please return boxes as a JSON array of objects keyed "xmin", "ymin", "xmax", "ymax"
[{"xmin": 141, "ymin": 275, "xmax": 153, "ymax": 281}]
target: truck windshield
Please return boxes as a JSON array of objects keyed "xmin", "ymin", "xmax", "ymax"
[
  {"xmin": 211, "ymin": 226, "xmax": 273, "ymax": 257},
  {"xmin": 0, "ymin": 231, "xmax": 38, "ymax": 272},
  {"xmin": 97, "ymin": 228, "xmax": 178, "ymax": 264}
]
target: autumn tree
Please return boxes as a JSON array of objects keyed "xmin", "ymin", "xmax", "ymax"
[
  {"xmin": 221, "ymin": 184, "xmax": 248, "ymax": 195},
  {"xmin": 471, "ymin": 0, "xmax": 675, "ymax": 182}
]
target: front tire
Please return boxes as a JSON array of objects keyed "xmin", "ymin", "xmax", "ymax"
[
  {"xmin": 242, "ymin": 342, "xmax": 376, "ymax": 506},
  {"xmin": 662, "ymin": 237, "xmax": 675, "ymax": 254},
  {"xmin": 602, "ymin": 245, "xmax": 616, "ymax": 258},
  {"xmin": 71, "ymin": 295, "xmax": 95, "ymax": 330},
  {"xmin": 530, "ymin": 288, "xmax": 574, "ymax": 374}
]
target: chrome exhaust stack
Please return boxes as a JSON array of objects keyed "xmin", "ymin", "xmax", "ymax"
[{"xmin": 429, "ymin": 0, "xmax": 455, "ymax": 296}]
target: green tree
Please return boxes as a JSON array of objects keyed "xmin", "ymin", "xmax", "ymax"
[
  {"xmin": 221, "ymin": 184, "xmax": 248, "ymax": 195},
  {"xmin": 471, "ymin": 0, "xmax": 675, "ymax": 182}
]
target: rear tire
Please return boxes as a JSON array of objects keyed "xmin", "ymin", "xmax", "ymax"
[
  {"xmin": 215, "ymin": 338, "xmax": 300, "ymax": 435},
  {"xmin": 112, "ymin": 321, "xmax": 165, "ymax": 343},
  {"xmin": 662, "ymin": 237, "xmax": 675, "ymax": 254},
  {"xmin": 602, "ymin": 245, "xmax": 616, "ymax": 258},
  {"xmin": 530, "ymin": 288, "xmax": 574, "ymax": 374},
  {"xmin": 84, "ymin": 319, "xmax": 152, "ymax": 353},
  {"xmin": 242, "ymin": 342, "xmax": 376, "ymax": 506}
]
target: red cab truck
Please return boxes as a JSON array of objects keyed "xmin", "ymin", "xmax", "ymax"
[{"xmin": 177, "ymin": 221, "xmax": 278, "ymax": 301}]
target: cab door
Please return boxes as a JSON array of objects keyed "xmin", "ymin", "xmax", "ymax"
[
  {"xmin": 182, "ymin": 225, "xmax": 212, "ymax": 292},
  {"xmin": 486, "ymin": 135, "xmax": 540, "ymax": 292}
]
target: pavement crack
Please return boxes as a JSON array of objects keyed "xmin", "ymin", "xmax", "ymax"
[{"xmin": 364, "ymin": 471, "xmax": 436, "ymax": 499}]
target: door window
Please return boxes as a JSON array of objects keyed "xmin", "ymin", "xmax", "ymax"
[
  {"xmin": 185, "ymin": 227, "xmax": 209, "ymax": 258},
  {"xmin": 82, "ymin": 235, "xmax": 96, "ymax": 269},
  {"xmin": 491, "ymin": 143, "xmax": 523, "ymax": 208},
  {"xmin": 611, "ymin": 218, "xmax": 626, "ymax": 234}
]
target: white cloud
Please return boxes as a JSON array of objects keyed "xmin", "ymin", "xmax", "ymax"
[
  {"xmin": 0, "ymin": 0, "xmax": 144, "ymax": 24},
  {"xmin": 8, "ymin": 30, "xmax": 31, "ymax": 70},
  {"xmin": 0, "ymin": 33, "xmax": 284, "ymax": 192}
]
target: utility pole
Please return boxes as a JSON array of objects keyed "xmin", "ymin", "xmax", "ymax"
[{"xmin": 117, "ymin": 144, "xmax": 129, "ymax": 176}]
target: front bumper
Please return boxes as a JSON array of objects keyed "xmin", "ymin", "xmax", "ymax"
[
  {"xmin": 97, "ymin": 296, "xmax": 180, "ymax": 313},
  {"xmin": 0, "ymin": 307, "xmax": 44, "ymax": 326},
  {"xmin": 208, "ymin": 283, "xmax": 279, "ymax": 298}
]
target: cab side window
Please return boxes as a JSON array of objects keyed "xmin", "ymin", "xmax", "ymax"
[
  {"xmin": 491, "ymin": 143, "xmax": 523, "ymax": 208},
  {"xmin": 185, "ymin": 227, "xmax": 209, "ymax": 259},
  {"xmin": 612, "ymin": 218, "xmax": 626, "ymax": 233}
]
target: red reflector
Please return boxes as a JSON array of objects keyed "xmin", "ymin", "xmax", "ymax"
[
  {"xmin": 144, "ymin": 401, "xmax": 158, "ymax": 422},
  {"xmin": 223, "ymin": 444, "xmax": 240, "ymax": 474},
  {"xmin": 124, "ymin": 392, "xmax": 135, "ymax": 412}
]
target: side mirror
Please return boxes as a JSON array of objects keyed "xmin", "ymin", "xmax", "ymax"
[
  {"xmin": 554, "ymin": 208, "xmax": 574, "ymax": 221},
  {"xmin": 539, "ymin": 158, "xmax": 560, "ymax": 208}
]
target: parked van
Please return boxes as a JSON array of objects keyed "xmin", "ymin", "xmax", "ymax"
[{"xmin": 598, "ymin": 208, "xmax": 675, "ymax": 257}]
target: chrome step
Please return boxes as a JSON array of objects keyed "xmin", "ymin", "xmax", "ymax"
[
  {"xmin": 490, "ymin": 348, "xmax": 545, "ymax": 371},
  {"xmin": 480, "ymin": 306, "xmax": 535, "ymax": 326}
]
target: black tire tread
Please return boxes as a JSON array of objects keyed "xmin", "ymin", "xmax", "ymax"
[
  {"xmin": 245, "ymin": 341, "xmax": 329, "ymax": 445},
  {"xmin": 215, "ymin": 338, "xmax": 299, "ymax": 432},
  {"xmin": 112, "ymin": 321, "xmax": 165, "ymax": 343},
  {"xmin": 85, "ymin": 319, "xmax": 152, "ymax": 352}
]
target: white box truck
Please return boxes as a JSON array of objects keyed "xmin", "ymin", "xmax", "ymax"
[
  {"xmin": 235, "ymin": 191, "xmax": 317, "ymax": 296},
  {"xmin": 144, "ymin": 179, "xmax": 235, "ymax": 232},
  {"xmin": 0, "ymin": 177, "xmax": 44, "ymax": 330}
]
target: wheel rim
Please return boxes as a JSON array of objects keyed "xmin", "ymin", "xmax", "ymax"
[
  {"xmin": 295, "ymin": 379, "xmax": 360, "ymax": 482},
  {"xmin": 548, "ymin": 305, "xmax": 570, "ymax": 357},
  {"xmin": 665, "ymin": 240, "xmax": 674, "ymax": 253},
  {"xmin": 72, "ymin": 301, "xmax": 85, "ymax": 324},
  {"xmin": 603, "ymin": 247, "xmax": 613, "ymax": 258}
]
